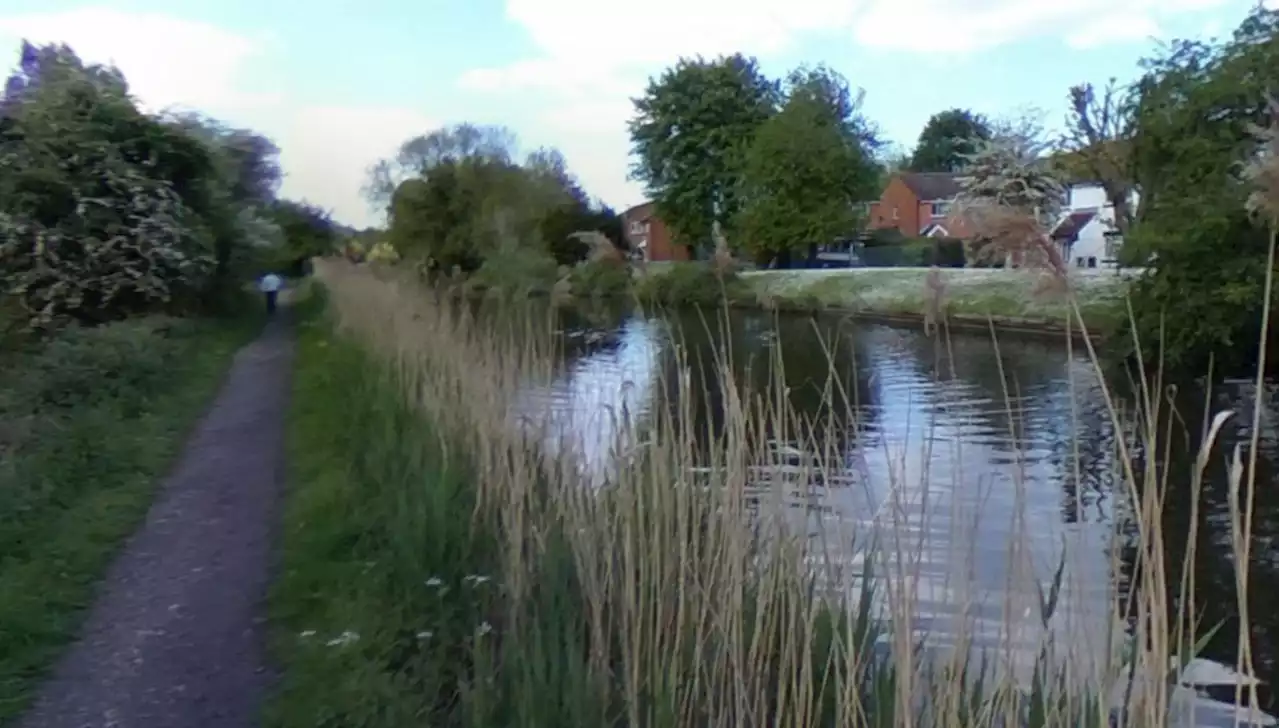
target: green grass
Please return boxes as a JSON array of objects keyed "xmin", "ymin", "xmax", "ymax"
[
  {"xmin": 742, "ymin": 268, "xmax": 1128, "ymax": 330},
  {"xmin": 0, "ymin": 311, "xmax": 263, "ymax": 723},
  {"xmin": 265, "ymin": 292, "xmax": 503, "ymax": 727}
]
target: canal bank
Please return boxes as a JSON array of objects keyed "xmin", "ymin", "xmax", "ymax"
[
  {"xmin": 736, "ymin": 267, "xmax": 1128, "ymax": 340},
  {"xmin": 280, "ymin": 261, "xmax": 1276, "ymax": 727}
]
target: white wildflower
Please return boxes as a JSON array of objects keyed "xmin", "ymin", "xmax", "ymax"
[
  {"xmin": 463, "ymin": 574, "xmax": 491, "ymax": 586},
  {"xmin": 299, "ymin": 630, "xmax": 317, "ymax": 639},
  {"xmin": 425, "ymin": 576, "xmax": 444, "ymax": 588},
  {"xmin": 325, "ymin": 630, "xmax": 360, "ymax": 647},
  {"xmin": 477, "ymin": 621, "xmax": 493, "ymax": 636},
  {"xmin": 416, "ymin": 631, "xmax": 433, "ymax": 640}
]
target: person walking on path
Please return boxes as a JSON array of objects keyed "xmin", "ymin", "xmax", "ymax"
[
  {"xmin": 19, "ymin": 317, "xmax": 294, "ymax": 728},
  {"xmin": 258, "ymin": 272, "xmax": 283, "ymax": 314}
]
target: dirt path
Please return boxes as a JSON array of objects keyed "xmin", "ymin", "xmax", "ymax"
[{"xmin": 20, "ymin": 315, "xmax": 294, "ymax": 728}]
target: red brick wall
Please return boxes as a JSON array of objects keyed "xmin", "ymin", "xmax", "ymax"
[
  {"xmin": 868, "ymin": 178, "xmax": 972, "ymax": 239},
  {"xmin": 868, "ymin": 177, "xmax": 923, "ymax": 237},
  {"xmin": 622, "ymin": 202, "xmax": 689, "ymax": 262}
]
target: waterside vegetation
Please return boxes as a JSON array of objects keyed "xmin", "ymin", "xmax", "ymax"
[{"xmin": 268, "ymin": 257, "xmax": 1274, "ymax": 726}]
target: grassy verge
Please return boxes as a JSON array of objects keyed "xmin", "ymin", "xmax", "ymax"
[
  {"xmin": 739, "ymin": 268, "xmax": 1127, "ymax": 330},
  {"xmin": 266, "ymin": 291, "xmax": 502, "ymax": 726},
  {"xmin": 0, "ymin": 311, "xmax": 263, "ymax": 722},
  {"xmin": 270, "ymin": 260, "xmax": 1268, "ymax": 728},
  {"xmin": 267, "ymin": 286, "xmax": 889, "ymax": 728}
]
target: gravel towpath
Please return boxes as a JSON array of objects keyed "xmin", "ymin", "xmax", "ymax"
[{"xmin": 20, "ymin": 314, "xmax": 294, "ymax": 728}]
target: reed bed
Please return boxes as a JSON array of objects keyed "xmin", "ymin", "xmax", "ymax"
[{"xmin": 277, "ymin": 257, "xmax": 1271, "ymax": 728}]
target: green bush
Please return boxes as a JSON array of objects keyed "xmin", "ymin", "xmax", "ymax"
[
  {"xmin": 568, "ymin": 259, "xmax": 632, "ymax": 300},
  {"xmin": 467, "ymin": 248, "xmax": 561, "ymax": 298},
  {"xmin": 634, "ymin": 262, "xmax": 749, "ymax": 307},
  {"xmin": 9, "ymin": 318, "xmax": 200, "ymax": 412}
]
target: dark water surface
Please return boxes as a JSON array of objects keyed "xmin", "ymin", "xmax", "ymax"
[{"xmin": 509, "ymin": 305, "xmax": 1278, "ymax": 710}]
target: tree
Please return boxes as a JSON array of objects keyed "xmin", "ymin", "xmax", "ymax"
[
  {"xmin": 629, "ymin": 54, "xmax": 779, "ymax": 252},
  {"xmin": 378, "ymin": 124, "xmax": 607, "ymax": 272},
  {"xmin": 1060, "ymin": 79, "xmax": 1135, "ymax": 234},
  {"xmin": 158, "ymin": 112, "xmax": 284, "ymax": 283},
  {"xmin": 270, "ymin": 199, "xmax": 338, "ymax": 274},
  {"xmin": 875, "ymin": 142, "xmax": 912, "ymax": 184},
  {"xmin": 0, "ymin": 42, "xmax": 217, "ymax": 327},
  {"xmin": 784, "ymin": 65, "xmax": 882, "ymax": 152},
  {"xmin": 1117, "ymin": 5, "xmax": 1278, "ymax": 375},
  {"xmin": 955, "ymin": 123, "xmax": 1067, "ymax": 268},
  {"xmin": 908, "ymin": 108, "xmax": 992, "ymax": 173},
  {"xmin": 363, "ymin": 123, "xmax": 517, "ymax": 211},
  {"xmin": 735, "ymin": 69, "xmax": 881, "ymax": 267},
  {"xmin": 0, "ymin": 41, "xmax": 289, "ymax": 326}
]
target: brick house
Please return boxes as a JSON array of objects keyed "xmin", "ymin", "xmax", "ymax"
[
  {"xmin": 867, "ymin": 172, "xmax": 973, "ymax": 239},
  {"xmin": 621, "ymin": 201, "xmax": 690, "ymax": 262}
]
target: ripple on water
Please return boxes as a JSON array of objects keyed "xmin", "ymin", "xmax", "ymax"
[{"xmin": 512, "ymin": 311, "xmax": 1277, "ymax": 717}]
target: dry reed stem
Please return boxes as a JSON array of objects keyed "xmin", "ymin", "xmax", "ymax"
[{"xmin": 309, "ymin": 257, "xmax": 1269, "ymax": 728}]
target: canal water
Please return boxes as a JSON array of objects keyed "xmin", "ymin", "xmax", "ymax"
[{"xmin": 509, "ymin": 305, "xmax": 1278, "ymax": 718}]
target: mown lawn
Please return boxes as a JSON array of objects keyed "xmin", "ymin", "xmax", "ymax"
[{"xmin": 742, "ymin": 268, "xmax": 1130, "ymax": 330}]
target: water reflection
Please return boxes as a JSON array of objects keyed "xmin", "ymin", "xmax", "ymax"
[{"xmin": 513, "ymin": 306, "xmax": 1277, "ymax": 709}]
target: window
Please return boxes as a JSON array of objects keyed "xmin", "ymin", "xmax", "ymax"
[
  {"xmin": 1076, "ymin": 257, "xmax": 1085, "ymax": 268},
  {"xmin": 930, "ymin": 201, "xmax": 952, "ymax": 217},
  {"xmin": 1104, "ymin": 232, "xmax": 1122, "ymax": 259},
  {"xmin": 1087, "ymin": 257, "xmax": 1098, "ymax": 268},
  {"xmin": 628, "ymin": 220, "xmax": 644, "ymax": 236}
]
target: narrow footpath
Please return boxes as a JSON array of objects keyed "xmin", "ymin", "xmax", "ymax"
[{"xmin": 20, "ymin": 315, "xmax": 295, "ymax": 728}]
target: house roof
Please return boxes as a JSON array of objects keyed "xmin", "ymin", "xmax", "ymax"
[
  {"xmin": 899, "ymin": 172, "xmax": 963, "ymax": 201},
  {"xmin": 622, "ymin": 201, "xmax": 656, "ymax": 220},
  {"xmin": 1051, "ymin": 210, "xmax": 1097, "ymax": 242}
]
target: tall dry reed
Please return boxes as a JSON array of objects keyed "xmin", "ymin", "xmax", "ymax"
[{"xmin": 311, "ymin": 258, "xmax": 1270, "ymax": 728}]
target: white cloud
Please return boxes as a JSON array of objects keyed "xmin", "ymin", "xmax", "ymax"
[
  {"xmin": 1065, "ymin": 12, "xmax": 1163, "ymax": 49},
  {"xmin": 461, "ymin": 0, "xmax": 1234, "ymax": 210},
  {"xmin": 849, "ymin": 0, "xmax": 1227, "ymax": 52},
  {"xmin": 0, "ymin": 8, "xmax": 270, "ymax": 111},
  {"xmin": 272, "ymin": 105, "xmax": 437, "ymax": 226},
  {"xmin": 0, "ymin": 6, "xmax": 434, "ymax": 227}
]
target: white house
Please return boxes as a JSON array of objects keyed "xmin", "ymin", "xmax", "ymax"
[{"xmin": 1051, "ymin": 183, "xmax": 1141, "ymax": 270}]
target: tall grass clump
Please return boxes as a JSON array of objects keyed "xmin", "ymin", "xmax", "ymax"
[
  {"xmin": 634, "ymin": 261, "xmax": 750, "ymax": 308},
  {"xmin": 283, "ymin": 257, "xmax": 1273, "ymax": 728}
]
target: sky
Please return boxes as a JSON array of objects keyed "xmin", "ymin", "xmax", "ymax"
[{"xmin": 0, "ymin": 0, "xmax": 1272, "ymax": 228}]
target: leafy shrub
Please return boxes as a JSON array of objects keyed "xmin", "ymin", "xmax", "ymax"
[
  {"xmin": 568, "ymin": 259, "xmax": 632, "ymax": 300},
  {"xmin": 634, "ymin": 262, "xmax": 748, "ymax": 307},
  {"xmin": 862, "ymin": 227, "xmax": 907, "ymax": 247},
  {"xmin": 467, "ymin": 247, "xmax": 561, "ymax": 297},
  {"xmin": 0, "ymin": 43, "xmax": 289, "ymax": 331},
  {"xmin": 8, "ymin": 318, "xmax": 198, "ymax": 412}
]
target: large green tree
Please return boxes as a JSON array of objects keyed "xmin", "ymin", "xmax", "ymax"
[
  {"xmin": 363, "ymin": 123, "xmax": 516, "ymax": 211},
  {"xmin": 1118, "ymin": 5, "xmax": 1278, "ymax": 375},
  {"xmin": 735, "ymin": 66, "xmax": 881, "ymax": 267},
  {"xmin": 380, "ymin": 123, "xmax": 618, "ymax": 272},
  {"xmin": 629, "ymin": 54, "xmax": 779, "ymax": 252},
  {"xmin": 908, "ymin": 108, "xmax": 992, "ymax": 173}
]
